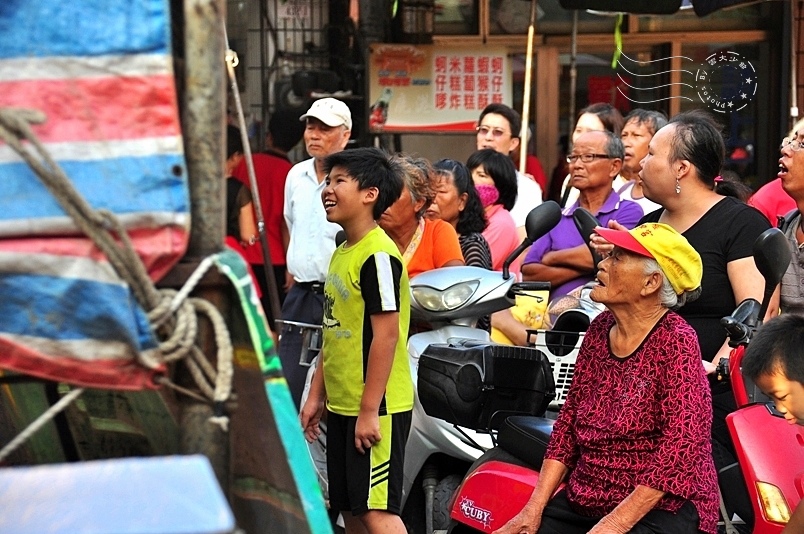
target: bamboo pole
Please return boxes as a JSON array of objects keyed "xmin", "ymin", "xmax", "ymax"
[{"xmin": 519, "ymin": 0, "xmax": 539, "ymax": 173}]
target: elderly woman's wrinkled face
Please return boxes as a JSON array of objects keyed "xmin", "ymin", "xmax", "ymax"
[
  {"xmin": 379, "ymin": 185, "xmax": 423, "ymax": 232},
  {"xmin": 639, "ymin": 124, "xmax": 677, "ymax": 205},
  {"xmin": 591, "ymin": 247, "xmax": 650, "ymax": 305}
]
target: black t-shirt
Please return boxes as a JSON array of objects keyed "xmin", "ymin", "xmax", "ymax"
[{"xmin": 640, "ymin": 197, "xmax": 770, "ymax": 361}]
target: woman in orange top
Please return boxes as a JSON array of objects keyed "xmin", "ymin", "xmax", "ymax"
[{"xmin": 379, "ymin": 155, "xmax": 464, "ymax": 279}]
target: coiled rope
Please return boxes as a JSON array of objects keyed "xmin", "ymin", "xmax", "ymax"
[{"xmin": 0, "ymin": 107, "xmax": 234, "ymax": 443}]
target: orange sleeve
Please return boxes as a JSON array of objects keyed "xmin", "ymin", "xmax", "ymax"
[
  {"xmin": 430, "ymin": 219, "xmax": 464, "ymax": 267},
  {"xmin": 406, "ymin": 219, "xmax": 464, "ymax": 278}
]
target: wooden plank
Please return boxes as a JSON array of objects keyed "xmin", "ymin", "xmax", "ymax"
[
  {"xmin": 535, "ymin": 46, "xmax": 559, "ymax": 187},
  {"xmin": 669, "ymin": 41, "xmax": 682, "ymax": 118}
]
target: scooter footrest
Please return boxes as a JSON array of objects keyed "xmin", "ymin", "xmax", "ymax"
[{"xmin": 498, "ymin": 416, "xmax": 554, "ymax": 470}]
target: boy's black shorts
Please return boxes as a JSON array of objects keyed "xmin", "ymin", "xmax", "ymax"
[{"xmin": 326, "ymin": 409, "xmax": 412, "ymax": 516}]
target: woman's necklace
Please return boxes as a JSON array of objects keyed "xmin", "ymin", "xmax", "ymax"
[{"xmin": 402, "ymin": 218, "xmax": 425, "ymax": 266}]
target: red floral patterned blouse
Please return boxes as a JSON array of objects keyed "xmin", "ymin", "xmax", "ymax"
[{"xmin": 545, "ymin": 311, "xmax": 719, "ymax": 534}]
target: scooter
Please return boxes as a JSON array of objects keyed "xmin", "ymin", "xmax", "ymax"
[
  {"xmin": 301, "ymin": 201, "xmax": 563, "ymax": 533},
  {"xmin": 425, "ymin": 227, "xmax": 803, "ymax": 534},
  {"xmin": 716, "ymin": 228, "xmax": 804, "ymax": 534}
]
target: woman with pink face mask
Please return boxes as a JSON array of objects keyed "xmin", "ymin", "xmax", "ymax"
[{"xmin": 466, "ymin": 148, "xmax": 520, "ymax": 272}]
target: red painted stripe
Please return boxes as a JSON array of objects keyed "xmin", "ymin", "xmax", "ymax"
[
  {"xmin": 0, "ymin": 75, "xmax": 181, "ymax": 144},
  {"xmin": 381, "ymin": 120, "xmax": 477, "ymax": 133},
  {"xmin": 0, "ymin": 340, "xmax": 163, "ymax": 390},
  {"xmin": 0, "ymin": 226, "xmax": 189, "ymax": 282}
]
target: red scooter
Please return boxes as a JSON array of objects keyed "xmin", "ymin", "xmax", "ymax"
[
  {"xmin": 421, "ymin": 228, "xmax": 804, "ymax": 534},
  {"xmin": 717, "ymin": 228, "xmax": 804, "ymax": 534}
]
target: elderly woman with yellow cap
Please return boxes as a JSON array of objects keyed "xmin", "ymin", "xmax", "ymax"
[{"xmin": 495, "ymin": 223, "xmax": 719, "ymax": 534}]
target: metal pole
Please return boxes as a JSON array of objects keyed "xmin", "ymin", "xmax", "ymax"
[
  {"xmin": 225, "ymin": 29, "xmax": 283, "ymax": 327},
  {"xmin": 519, "ymin": 0, "xmax": 539, "ymax": 174}
]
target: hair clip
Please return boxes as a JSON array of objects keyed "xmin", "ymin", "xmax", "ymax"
[{"xmin": 713, "ymin": 175, "xmax": 723, "ymax": 183}]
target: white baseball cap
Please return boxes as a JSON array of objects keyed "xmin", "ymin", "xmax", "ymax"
[{"xmin": 300, "ymin": 98, "xmax": 352, "ymax": 130}]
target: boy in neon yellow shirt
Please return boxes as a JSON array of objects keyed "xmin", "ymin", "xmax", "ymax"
[{"xmin": 300, "ymin": 147, "xmax": 412, "ymax": 534}]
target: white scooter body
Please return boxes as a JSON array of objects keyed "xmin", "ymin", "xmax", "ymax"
[{"xmin": 403, "ymin": 265, "xmax": 519, "ymax": 502}]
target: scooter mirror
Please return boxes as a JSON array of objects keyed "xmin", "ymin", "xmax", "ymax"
[
  {"xmin": 572, "ymin": 207, "xmax": 603, "ymax": 275},
  {"xmin": 502, "ymin": 201, "xmax": 563, "ymax": 280},
  {"xmin": 752, "ymin": 228, "xmax": 792, "ymax": 320},
  {"xmin": 524, "ymin": 201, "xmax": 562, "ymax": 244}
]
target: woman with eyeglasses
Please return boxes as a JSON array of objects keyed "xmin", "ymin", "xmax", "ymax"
[
  {"xmin": 747, "ymin": 118, "xmax": 804, "ymax": 224},
  {"xmin": 593, "ymin": 110, "xmax": 774, "ymax": 530},
  {"xmin": 776, "ymin": 131, "xmax": 804, "ymax": 316}
]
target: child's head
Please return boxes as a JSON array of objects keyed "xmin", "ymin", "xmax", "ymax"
[
  {"xmin": 323, "ymin": 147, "xmax": 403, "ymax": 220},
  {"xmin": 743, "ymin": 315, "xmax": 804, "ymax": 425}
]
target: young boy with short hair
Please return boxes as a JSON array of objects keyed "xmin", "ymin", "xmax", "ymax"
[
  {"xmin": 743, "ymin": 314, "xmax": 804, "ymax": 533},
  {"xmin": 300, "ymin": 147, "xmax": 412, "ymax": 534}
]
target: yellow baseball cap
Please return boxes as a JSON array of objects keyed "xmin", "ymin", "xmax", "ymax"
[{"xmin": 594, "ymin": 223, "xmax": 703, "ymax": 295}]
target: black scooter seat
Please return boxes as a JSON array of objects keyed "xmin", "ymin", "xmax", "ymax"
[{"xmin": 497, "ymin": 415, "xmax": 554, "ymax": 470}]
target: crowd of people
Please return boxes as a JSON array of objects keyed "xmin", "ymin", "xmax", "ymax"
[{"xmin": 226, "ymin": 95, "xmax": 804, "ymax": 534}]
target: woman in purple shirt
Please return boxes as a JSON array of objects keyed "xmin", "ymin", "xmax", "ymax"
[{"xmin": 495, "ymin": 223, "xmax": 719, "ymax": 534}]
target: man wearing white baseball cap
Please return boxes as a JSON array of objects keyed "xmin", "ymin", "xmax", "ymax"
[{"xmin": 281, "ymin": 97, "xmax": 352, "ymax": 407}]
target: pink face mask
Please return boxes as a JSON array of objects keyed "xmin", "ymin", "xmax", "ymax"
[{"xmin": 476, "ymin": 184, "xmax": 500, "ymax": 208}]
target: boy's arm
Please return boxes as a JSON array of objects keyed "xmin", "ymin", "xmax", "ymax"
[
  {"xmin": 354, "ymin": 310, "xmax": 399, "ymax": 454},
  {"xmin": 300, "ymin": 354, "xmax": 326, "ymax": 443}
]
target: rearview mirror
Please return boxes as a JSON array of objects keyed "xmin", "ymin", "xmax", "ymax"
[
  {"xmin": 503, "ymin": 201, "xmax": 563, "ymax": 280},
  {"xmin": 752, "ymin": 228, "xmax": 792, "ymax": 320}
]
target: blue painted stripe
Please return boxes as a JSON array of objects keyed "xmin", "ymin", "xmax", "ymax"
[
  {"xmin": 0, "ymin": 0, "xmax": 171, "ymax": 59},
  {"xmin": 0, "ymin": 155, "xmax": 189, "ymax": 219},
  {"xmin": 0, "ymin": 272, "xmax": 157, "ymax": 350}
]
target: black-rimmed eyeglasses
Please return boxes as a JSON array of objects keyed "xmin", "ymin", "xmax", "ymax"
[{"xmin": 566, "ymin": 154, "xmax": 611, "ymax": 164}]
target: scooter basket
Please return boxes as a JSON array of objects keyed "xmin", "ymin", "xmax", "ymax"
[{"xmin": 418, "ymin": 340, "xmax": 555, "ymax": 431}]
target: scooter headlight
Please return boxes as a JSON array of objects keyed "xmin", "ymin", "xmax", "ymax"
[
  {"xmin": 411, "ymin": 280, "xmax": 480, "ymax": 312},
  {"xmin": 756, "ymin": 481, "xmax": 791, "ymax": 524}
]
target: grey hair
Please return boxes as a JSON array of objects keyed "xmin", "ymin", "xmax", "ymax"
[
  {"xmin": 602, "ymin": 130, "xmax": 625, "ymax": 160},
  {"xmin": 624, "ymin": 109, "xmax": 668, "ymax": 137},
  {"xmin": 642, "ymin": 257, "xmax": 701, "ymax": 310},
  {"xmin": 391, "ymin": 154, "xmax": 434, "ymax": 219}
]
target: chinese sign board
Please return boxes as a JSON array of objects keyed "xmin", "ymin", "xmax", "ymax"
[{"xmin": 368, "ymin": 44, "xmax": 512, "ymax": 133}]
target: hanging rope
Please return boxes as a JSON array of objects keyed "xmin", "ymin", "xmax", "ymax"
[
  {"xmin": 0, "ymin": 387, "xmax": 85, "ymax": 463},
  {"xmin": 0, "ymin": 107, "xmax": 233, "ymax": 430}
]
